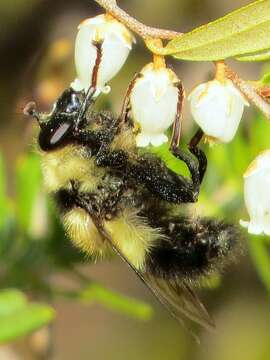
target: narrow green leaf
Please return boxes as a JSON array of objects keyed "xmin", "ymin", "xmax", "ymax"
[
  {"xmin": 237, "ymin": 48, "xmax": 270, "ymax": 62},
  {"xmin": 249, "ymin": 237, "xmax": 270, "ymax": 294},
  {"xmin": 0, "ymin": 290, "xmax": 27, "ymax": 317},
  {"xmin": 147, "ymin": 0, "xmax": 270, "ymax": 61},
  {"xmin": 0, "ymin": 303, "xmax": 55, "ymax": 344},
  {"xmin": 0, "ymin": 153, "xmax": 8, "ymax": 229},
  {"xmin": 16, "ymin": 153, "xmax": 42, "ymax": 232},
  {"xmin": 79, "ymin": 283, "xmax": 153, "ymax": 321}
]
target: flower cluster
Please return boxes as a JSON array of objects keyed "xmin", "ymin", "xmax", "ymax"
[
  {"xmin": 71, "ymin": 12, "xmax": 268, "ymax": 237},
  {"xmin": 71, "ymin": 13, "xmax": 251, "ymax": 148}
]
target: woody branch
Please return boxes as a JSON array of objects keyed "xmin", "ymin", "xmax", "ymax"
[{"xmin": 94, "ymin": 0, "xmax": 270, "ymax": 120}]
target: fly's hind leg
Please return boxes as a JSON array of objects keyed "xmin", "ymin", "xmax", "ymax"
[
  {"xmin": 169, "ymin": 80, "xmax": 207, "ymax": 188},
  {"xmin": 188, "ymin": 129, "xmax": 207, "ymax": 184},
  {"xmin": 119, "ymin": 72, "xmax": 143, "ymax": 125},
  {"xmin": 129, "ymin": 127, "xmax": 207, "ymax": 204},
  {"xmin": 170, "ymin": 80, "xmax": 185, "ymax": 149}
]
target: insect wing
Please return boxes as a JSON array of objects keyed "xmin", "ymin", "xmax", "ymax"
[
  {"xmin": 105, "ymin": 232, "xmax": 215, "ymax": 340},
  {"xmin": 145, "ymin": 274, "xmax": 215, "ymax": 330}
]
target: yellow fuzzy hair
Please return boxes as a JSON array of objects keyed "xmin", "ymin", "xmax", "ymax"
[
  {"xmin": 41, "ymin": 145, "xmax": 105, "ymax": 193},
  {"xmin": 110, "ymin": 125, "xmax": 136, "ymax": 154},
  {"xmin": 40, "ymin": 122, "xmax": 159, "ymax": 269},
  {"xmin": 63, "ymin": 206, "xmax": 163, "ymax": 271},
  {"xmin": 104, "ymin": 210, "xmax": 164, "ymax": 271},
  {"xmin": 63, "ymin": 208, "xmax": 110, "ymax": 259}
]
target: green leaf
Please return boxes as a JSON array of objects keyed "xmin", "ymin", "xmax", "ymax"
[
  {"xmin": 0, "ymin": 290, "xmax": 27, "ymax": 317},
  {"xmin": 146, "ymin": 0, "xmax": 270, "ymax": 61},
  {"xmin": 148, "ymin": 143, "xmax": 189, "ymax": 176},
  {"xmin": 237, "ymin": 49, "xmax": 270, "ymax": 62},
  {"xmin": 0, "ymin": 153, "xmax": 8, "ymax": 229},
  {"xmin": 260, "ymin": 71, "xmax": 270, "ymax": 85},
  {"xmin": 0, "ymin": 305, "xmax": 54, "ymax": 344},
  {"xmin": 0, "ymin": 290, "xmax": 55, "ymax": 344},
  {"xmin": 78, "ymin": 283, "xmax": 153, "ymax": 321},
  {"xmin": 249, "ymin": 237, "xmax": 270, "ymax": 294},
  {"xmin": 16, "ymin": 153, "xmax": 42, "ymax": 233}
]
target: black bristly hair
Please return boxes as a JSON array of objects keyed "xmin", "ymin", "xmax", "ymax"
[{"xmin": 145, "ymin": 216, "xmax": 240, "ymax": 282}]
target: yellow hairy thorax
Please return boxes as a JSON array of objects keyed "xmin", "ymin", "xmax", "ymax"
[
  {"xmin": 41, "ymin": 145, "xmax": 105, "ymax": 193},
  {"xmin": 39, "ymin": 126, "xmax": 158, "ymax": 270}
]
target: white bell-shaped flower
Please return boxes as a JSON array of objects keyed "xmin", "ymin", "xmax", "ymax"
[
  {"xmin": 188, "ymin": 79, "xmax": 249, "ymax": 143},
  {"xmin": 130, "ymin": 63, "xmax": 179, "ymax": 147},
  {"xmin": 71, "ymin": 14, "xmax": 134, "ymax": 95},
  {"xmin": 240, "ymin": 150, "xmax": 270, "ymax": 235}
]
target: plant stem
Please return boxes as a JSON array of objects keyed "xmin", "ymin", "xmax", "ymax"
[
  {"xmin": 215, "ymin": 61, "xmax": 226, "ymax": 83},
  {"xmin": 225, "ymin": 65, "xmax": 270, "ymax": 120},
  {"xmin": 94, "ymin": 0, "xmax": 182, "ymax": 39}
]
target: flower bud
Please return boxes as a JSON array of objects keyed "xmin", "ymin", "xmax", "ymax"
[
  {"xmin": 130, "ymin": 63, "xmax": 179, "ymax": 147},
  {"xmin": 240, "ymin": 150, "xmax": 270, "ymax": 235},
  {"xmin": 188, "ymin": 79, "xmax": 249, "ymax": 143},
  {"xmin": 71, "ymin": 14, "xmax": 134, "ymax": 95}
]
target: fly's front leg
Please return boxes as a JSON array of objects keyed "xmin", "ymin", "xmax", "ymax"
[{"xmin": 75, "ymin": 40, "xmax": 103, "ymax": 130}]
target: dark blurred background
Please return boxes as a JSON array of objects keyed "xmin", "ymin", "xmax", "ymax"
[{"xmin": 1, "ymin": 0, "xmax": 270, "ymax": 359}]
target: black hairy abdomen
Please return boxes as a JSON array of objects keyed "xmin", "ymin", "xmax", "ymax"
[{"xmin": 145, "ymin": 217, "xmax": 240, "ymax": 281}]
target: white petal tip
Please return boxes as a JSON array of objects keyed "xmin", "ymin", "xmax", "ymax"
[
  {"xmin": 239, "ymin": 219, "xmax": 249, "ymax": 229},
  {"xmin": 136, "ymin": 134, "xmax": 151, "ymax": 147},
  {"xmin": 101, "ymin": 85, "xmax": 111, "ymax": 94},
  {"xmin": 239, "ymin": 219, "xmax": 270, "ymax": 236},
  {"xmin": 136, "ymin": 133, "xmax": 168, "ymax": 148},
  {"xmin": 70, "ymin": 79, "xmax": 84, "ymax": 92},
  {"xmin": 150, "ymin": 134, "xmax": 168, "ymax": 147}
]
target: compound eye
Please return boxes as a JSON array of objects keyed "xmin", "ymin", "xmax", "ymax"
[
  {"xmin": 38, "ymin": 118, "xmax": 74, "ymax": 151},
  {"xmin": 50, "ymin": 122, "xmax": 72, "ymax": 145}
]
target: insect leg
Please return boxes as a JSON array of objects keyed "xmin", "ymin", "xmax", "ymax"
[
  {"xmin": 189, "ymin": 129, "xmax": 207, "ymax": 184},
  {"xmin": 95, "ymin": 149, "xmax": 128, "ymax": 168},
  {"xmin": 75, "ymin": 40, "xmax": 103, "ymax": 130},
  {"xmin": 119, "ymin": 72, "xmax": 142, "ymax": 124},
  {"xmin": 129, "ymin": 157, "xmax": 199, "ymax": 203},
  {"xmin": 170, "ymin": 81, "xmax": 185, "ymax": 150}
]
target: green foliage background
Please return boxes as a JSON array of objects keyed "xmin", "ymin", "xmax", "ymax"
[{"xmin": 0, "ymin": 0, "xmax": 270, "ymax": 359}]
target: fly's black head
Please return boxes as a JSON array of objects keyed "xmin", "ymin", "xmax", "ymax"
[{"xmin": 24, "ymin": 88, "xmax": 85, "ymax": 152}]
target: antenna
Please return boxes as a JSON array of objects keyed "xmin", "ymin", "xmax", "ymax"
[{"xmin": 23, "ymin": 102, "xmax": 43, "ymax": 127}]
